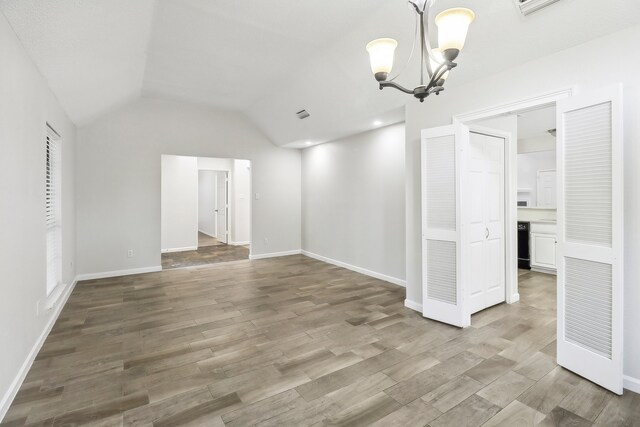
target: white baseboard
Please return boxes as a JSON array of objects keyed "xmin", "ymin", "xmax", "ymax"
[
  {"xmin": 230, "ymin": 241, "xmax": 250, "ymax": 246},
  {"xmin": 301, "ymin": 250, "xmax": 406, "ymax": 288},
  {"xmin": 624, "ymin": 375, "xmax": 640, "ymax": 394},
  {"xmin": 404, "ymin": 299, "xmax": 423, "ymax": 312},
  {"xmin": 161, "ymin": 246, "xmax": 197, "ymax": 253},
  {"xmin": 0, "ymin": 277, "xmax": 78, "ymax": 421},
  {"xmin": 249, "ymin": 250, "xmax": 301, "ymax": 260},
  {"xmin": 76, "ymin": 266, "xmax": 162, "ymax": 281},
  {"xmin": 508, "ymin": 293, "xmax": 520, "ymax": 304}
]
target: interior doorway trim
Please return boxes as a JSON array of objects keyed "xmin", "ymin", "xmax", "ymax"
[
  {"xmin": 452, "ymin": 86, "xmax": 573, "ymax": 305},
  {"xmin": 453, "ymin": 88, "xmax": 574, "ymax": 124}
]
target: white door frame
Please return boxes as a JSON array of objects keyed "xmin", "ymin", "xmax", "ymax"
[{"xmin": 453, "ymin": 88, "xmax": 574, "ymax": 306}]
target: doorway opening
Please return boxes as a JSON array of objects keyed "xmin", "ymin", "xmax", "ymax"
[
  {"xmin": 160, "ymin": 155, "xmax": 251, "ymax": 269},
  {"xmin": 468, "ymin": 105, "xmax": 558, "ymax": 318},
  {"xmin": 427, "ymin": 86, "xmax": 623, "ymax": 394}
]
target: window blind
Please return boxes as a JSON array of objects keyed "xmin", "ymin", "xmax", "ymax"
[{"xmin": 46, "ymin": 128, "xmax": 62, "ymax": 296}]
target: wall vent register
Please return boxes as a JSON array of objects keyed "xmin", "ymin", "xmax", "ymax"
[{"xmin": 515, "ymin": 0, "xmax": 560, "ymax": 16}]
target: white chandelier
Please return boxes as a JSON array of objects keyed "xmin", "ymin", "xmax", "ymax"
[{"xmin": 366, "ymin": 0, "xmax": 475, "ymax": 102}]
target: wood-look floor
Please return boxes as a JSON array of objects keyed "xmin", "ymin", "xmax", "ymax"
[
  {"xmin": 161, "ymin": 245, "xmax": 249, "ymax": 270},
  {"xmin": 198, "ymin": 232, "xmax": 224, "ymax": 248},
  {"xmin": 3, "ymin": 257, "xmax": 639, "ymax": 426}
]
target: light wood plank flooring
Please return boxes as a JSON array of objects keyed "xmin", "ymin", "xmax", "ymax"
[
  {"xmin": 198, "ymin": 232, "xmax": 224, "ymax": 248},
  {"xmin": 3, "ymin": 256, "xmax": 639, "ymax": 426},
  {"xmin": 161, "ymin": 245, "xmax": 249, "ymax": 269}
]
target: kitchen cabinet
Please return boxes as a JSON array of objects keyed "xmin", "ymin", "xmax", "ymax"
[{"xmin": 530, "ymin": 221, "xmax": 557, "ymax": 272}]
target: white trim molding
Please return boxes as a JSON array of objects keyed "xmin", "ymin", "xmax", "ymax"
[
  {"xmin": 161, "ymin": 246, "xmax": 197, "ymax": 253},
  {"xmin": 230, "ymin": 241, "xmax": 250, "ymax": 246},
  {"xmin": 624, "ymin": 375, "xmax": 640, "ymax": 394},
  {"xmin": 249, "ymin": 250, "xmax": 301, "ymax": 260},
  {"xmin": 76, "ymin": 266, "xmax": 162, "ymax": 281},
  {"xmin": 301, "ymin": 250, "xmax": 406, "ymax": 288},
  {"xmin": 0, "ymin": 277, "xmax": 78, "ymax": 421},
  {"xmin": 453, "ymin": 88, "xmax": 574, "ymax": 123},
  {"xmin": 404, "ymin": 299, "xmax": 423, "ymax": 312}
]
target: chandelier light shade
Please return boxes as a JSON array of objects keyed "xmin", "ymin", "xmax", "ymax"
[
  {"xmin": 366, "ymin": 38, "xmax": 398, "ymax": 82},
  {"xmin": 435, "ymin": 8, "xmax": 475, "ymax": 53},
  {"xmin": 366, "ymin": 1, "xmax": 475, "ymax": 102}
]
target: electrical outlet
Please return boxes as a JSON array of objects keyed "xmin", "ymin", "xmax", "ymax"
[{"xmin": 127, "ymin": 249, "xmax": 134, "ymax": 258}]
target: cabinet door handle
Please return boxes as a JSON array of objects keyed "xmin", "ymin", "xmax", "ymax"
[{"xmin": 485, "ymin": 227, "xmax": 489, "ymax": 238}]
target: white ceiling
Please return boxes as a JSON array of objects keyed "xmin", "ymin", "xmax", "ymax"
[
  {"xmin": 0, "ymin": 0, "xmax": 155, "ymax": 126},
  {"xmin": 2, "ymin": 0, "xmax": 640, "ymax": 144},
  {"xmin": 518, "ymin": 106, "xmax": 556, "ymax": 140}
]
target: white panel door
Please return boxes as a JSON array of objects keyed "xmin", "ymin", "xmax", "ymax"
[
  {"xmin": 556, "ymin": 86, "xmax": 623, "ymax": 394},
  {"xmin": 537, "ymin": 170, "xmax": 557, "ymax": 208},
  {"xmin": 216, "ymin": 171, "xmax": 228, "ymax": 244},
  {"xmin": 466, "ymin": 131, "xmax": 506, "ymax": 314},
  {"xmin": 421, "ymin": 125, "xmax": 468, "ymax": 327}
]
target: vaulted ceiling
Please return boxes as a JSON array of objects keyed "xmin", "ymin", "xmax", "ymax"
[{"xmin": 2, "ymin": 0, "xmax": 640, "ymax": 147}]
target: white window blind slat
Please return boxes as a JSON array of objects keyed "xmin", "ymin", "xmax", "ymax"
[{"xmin": 46, "ymin": 129, "xmax": 62, "ymax": 296}]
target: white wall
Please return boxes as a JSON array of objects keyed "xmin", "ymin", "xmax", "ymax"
[
  {"xmin": 0, "ymin": 13, "xmax": 76, "ymax": 418},
  {"xmin": 231, "ymin": 159, "xmax": 251, "ymax": 245},
  {"xmin": 161, "ymin": 155, "xmax": 198, "ymax": 251},
  {"xmin": 198, "ymin": 157, "xmax": 232, "ymax": 171},
  {"xmin": 518, "ymin": 135, "xmax": 556, "ymax": 154},
  {"xmin": 76, "ymin": 97, "xmax": 300, "ymax": 275},
  {"xmin": 518, "ymin": 150, "xmax": 556, "ymax": 205},
  {"xmin": 302, "ymin": 123, "xmax": 406, "ymax": 283},
  {"xmin": 405, "ymin": 25, "xmax": 640, "ymax": 383},
  {"xmin": 198, "ymin": 170, "xmax": 217, "ymax": 237}
]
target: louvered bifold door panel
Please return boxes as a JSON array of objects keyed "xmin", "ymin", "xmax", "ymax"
[
  {"xmin": 421, "ymin": 125, "xmax": 467, "ymax": 327},
  {"xmin": 564, "ymin": 257, "xmax": 612, "ymax": 358},
  {"xmin": 564, "ymin": 102, "xmax": 612, "ymax": 247},
  {"xmin": 426, "ymin": 240, "xmax": 457, "ymax": 304},
  {"xmin": 557, "ymin": 87, "xmax": 623, "ymax": 394},
  {"xmin": 425, "ymin": 136, "xmax": 456, "ymax": 230}
]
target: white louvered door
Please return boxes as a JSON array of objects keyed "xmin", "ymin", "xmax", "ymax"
[
  {"xmin": 421, "ymin": 125, "xmax": 468, "ymax": 327},
  {"xmin": 556, "ymin": 86, "xmax": 623, "ymax": 394}
]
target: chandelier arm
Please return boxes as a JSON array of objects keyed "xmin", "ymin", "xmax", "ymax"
[
  {"xmin": 379, "ymin": 80, "xmax": 415, "ymax": 95},
  {"xmin": 420, "ymin": 6, "xmax": 433, "ymax": 78},
  {"xmin": 422, "ymin": 1, "xmax": 436, "ymax": 78},
  {"xmin": 388, "ymin": 11, "xmax": 420, "ymax": 82},
  {"xmin": 419, "ymin": 11, "xmax": 425, "ymax": 86},
  {"xmin": 426, "ymin": 61, "xmax": 456, "ymax": 91}
]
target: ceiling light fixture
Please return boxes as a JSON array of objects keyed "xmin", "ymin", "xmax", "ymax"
[
  {"xmin": 305, "ymin": 141, "xmax": 312, "ymax": 146},
  {"xmin": 373, "ymin": 120, "xmax": 382, "ymax": 126},
  {"xmin": 366, "ymin": 0, "xmax": 475, "ymax": 102}
]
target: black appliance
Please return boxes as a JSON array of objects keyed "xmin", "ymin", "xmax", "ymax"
[{"xmin": 518, "ymin": 221, "xmax": 531, "ymax": 269}]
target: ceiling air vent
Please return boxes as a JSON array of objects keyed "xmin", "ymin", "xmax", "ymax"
[
  {"xmin": 515, "ymin": 0, "xmax": 560, "ymax": 16},
  {"xmin": 296, "ymin": 109, "xmax": 310, "ymax": 119}
]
